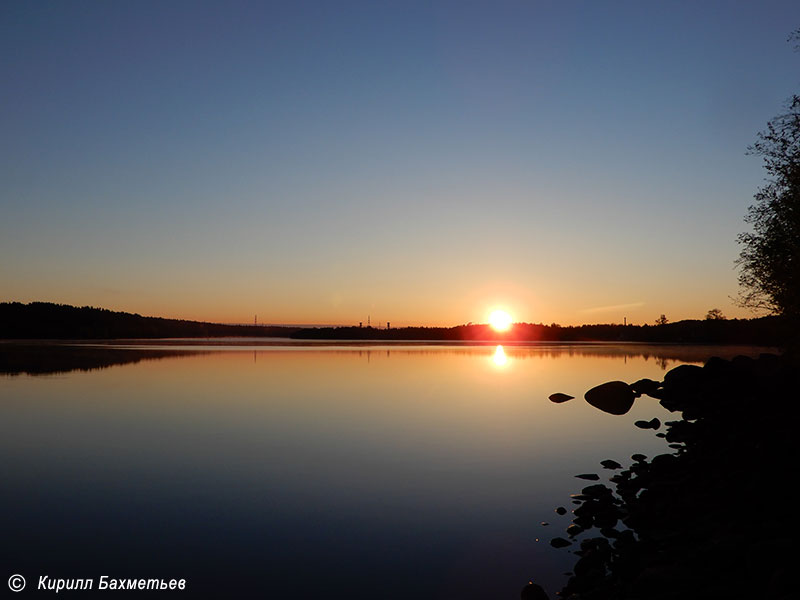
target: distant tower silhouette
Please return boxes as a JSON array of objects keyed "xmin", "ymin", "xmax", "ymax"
[
  {"xmin": 255, "ymin": 314, "xmax": 257, "ymax": 326},
  {"xmin": 387, "ymin": 322, "xmax": 390, "ymax": 329},
  {"xmin": 368, "ymin": 315, "xmax": 370, "ymax": 327}
]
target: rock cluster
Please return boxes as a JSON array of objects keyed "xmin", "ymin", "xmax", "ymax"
[{"xmin": 542, "ymin": 353, "xmax": 794, "ymax": 600}]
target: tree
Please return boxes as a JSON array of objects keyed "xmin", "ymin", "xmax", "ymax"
[
  {"xmin": 705, "ymin": 308, "xmax": 726, "ymax": 320},
  {"xmin": 655, "ymin": 314, "xmax": 669, "ymax": 326},
  {"xmin": 737, "ymin": 29, "xmax": 800, "ymax": 320}
]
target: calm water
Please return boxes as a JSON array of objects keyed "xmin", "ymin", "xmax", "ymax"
[{"xmin": 0, "ymin": 342, "xmax": 770, "ymax": 598}]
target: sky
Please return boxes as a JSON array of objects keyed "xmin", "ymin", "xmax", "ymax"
[{"xmin": 2, "ymin": 0, "xmax": 799, "ymax": 327}]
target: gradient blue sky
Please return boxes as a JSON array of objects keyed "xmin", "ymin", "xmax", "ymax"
[{"xmin": 2, "ymin": 1, "xmax": 799, "ymax": 326}]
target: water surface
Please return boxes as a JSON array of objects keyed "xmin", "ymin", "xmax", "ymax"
[{"xmin": 0, "ymin": 342, "xmax": 770, "ymax": 598}]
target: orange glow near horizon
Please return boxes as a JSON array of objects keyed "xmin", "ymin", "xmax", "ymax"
[
  {"xmin": 488, "ymin": 310, "xmax": 513, "ymax": 332},
  {"xmin": 8, "ymin": 293, "xmax": 753, "ymax": 329}
]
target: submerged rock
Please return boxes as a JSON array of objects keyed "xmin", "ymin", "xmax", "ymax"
[
  {"xmin": 550, "ymin": 537, "xmax": 572, "ymax": 548},
  {"xmin": 585, "ymin": 381, "xmax": 635, "ymax": 415},
  {"xmin": 575, "ymin": 473, "xmax": 600, "ymax": 481},
  {"xmin": 600, "ymin": 459, "xmax": 623, "ymax": 470},
  {"xmin": 549, "ymin": 392, "xmax": 574, "ymax": 403}
]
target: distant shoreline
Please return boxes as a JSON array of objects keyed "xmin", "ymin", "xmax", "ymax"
[{"xmin": 1, "ymin": 301, "xmax": 787, "ymax": 346}]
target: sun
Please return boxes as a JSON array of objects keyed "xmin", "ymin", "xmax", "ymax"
[{"xmin": 488, "ymin": 310, "xmax": 513, "ymax": 332}]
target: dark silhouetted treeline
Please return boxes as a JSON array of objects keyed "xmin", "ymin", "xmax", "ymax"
[
  {"xmin": 0, "ymin": 302, "xmax": 300, "ymax": 339},
  {"xmin": 291, "ymin": 319, "xmax": 786, "ymax": 345},
  {"xmin": 1, "ymin": 302, "xmax": 787, "ymax": 345}
]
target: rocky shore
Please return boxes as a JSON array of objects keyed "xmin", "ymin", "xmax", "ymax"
[{"xmin": 527, "ymin": 352, "xmax": 794, "ymax": 600}]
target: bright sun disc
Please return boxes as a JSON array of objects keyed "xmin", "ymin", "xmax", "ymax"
[{"xmin": 488, "ymin": 310, "xmax": 513, "ymax": 332}]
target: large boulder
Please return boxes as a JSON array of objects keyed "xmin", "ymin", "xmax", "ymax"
[
  {"xmin": 585, "ymin": 381, "xmax": 635, "ymax": 415},
  {"xmin": 663, "ymin": 364, "xmax": 704, "ymax": 388}
]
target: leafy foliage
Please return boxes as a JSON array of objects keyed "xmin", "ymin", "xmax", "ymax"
[{"xmin": 737, "ymin": 30, "xmax": 800, "ymax": 319}]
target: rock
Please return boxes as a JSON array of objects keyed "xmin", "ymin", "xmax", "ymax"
[
  {"xmin": 550, "ymin": 537, "xmax": 572, "ymax": 548},
  {"xmin": 732, "ymin": 355, "xmax": 756, "ymax": 372},
  {"xmin": 567, "ymin": 524, "xmax": 584, "ymax": 537},
  {"xmin": 631, "ymin": 453, "xmax": 647, "ymax": 462},
  {"xmin": 582, "ymin": 484, "xmax": 612, "ymax": 497},
  {"xmin": 573, "ymin": 515, "xmax": 593, "ymax": 529},
  {"xmin": 634, "ymin": 418, "xmax": 661, "ymax": 430},
  {"xmin": 703, "ymin": 356, "xmax": 732, "ymax": 374},
  {"xmin": 600, "ymin": 527, "xmax": 620, "ymax": 538},
  {"xmin": 573, "ymin": 501, "xmax": 598, "ymax": 517},
  {"xmin": 631, "ymin": 378, "xmax": 661, "ymax": 396},
  {"xmin": 549, "ymin": 392, "xmax": 574, "ymax": 403},
  {"xmin": 521, "ymin": 581, "xmax": 550, "ymax": 600},
  {"xmin": 575, "ymin": 473, "xmax": 600, "ymax": 481},
  {"xmin": 585, "ymin": 381, "xmax": 636, "ymax": 415},
  {"xmin": 600, "ymin": 459, "xmax": 622, "ymax": 470},
  {"xmin": 650, "ymin": 453, "xmax": 677, "ymax": 469},
  {"xmin": 663, "ymin": 364, "xmax": 704, "ymax": 387},
  {"xmin": 555, "ymin": 506, "xmax": 567, "ymax": 515},
  {"xmin": 756, "ymin": 353, "xmax": 782, "ymax": 376}
]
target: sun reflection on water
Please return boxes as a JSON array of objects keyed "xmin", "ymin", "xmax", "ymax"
[{"xmin": 492, "ymin": 345, "xmax": 508, "ymax": 367}]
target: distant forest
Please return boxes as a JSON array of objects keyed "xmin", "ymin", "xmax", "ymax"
[
  {"xmin": 0, "ymin": 302, "xmax": 786, "ymax": 345},
  {"xmin": 0, "ymin": 302, "xmax": 299, "ymax": 339},
  {"xmin": 291, "ymin": 319, "xmax": 785, "ymax": 345}
]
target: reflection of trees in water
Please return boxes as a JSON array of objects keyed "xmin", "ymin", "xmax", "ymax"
[
  {"xmin": 0, "ymin": 345, "xmax": 200, "ymax": 376},
  {"xmin": 481, "ymin": 344, "xmax": 773, "ymax": 364},
  {"xmin": 0, "ymin": 342, "xmax": 775, "ymax": 376}
]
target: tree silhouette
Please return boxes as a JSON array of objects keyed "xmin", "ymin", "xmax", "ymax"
[
  {"xmin": 705, "ymin": 308, "xmax": 726, "ymax": 320},
  {"xmin": 655, "ymin": 314, "xmax": 669, "ymax": 326},
  {"xmin": 737, "ymin": 29, "xmax": 800, "ymax": 321}
]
